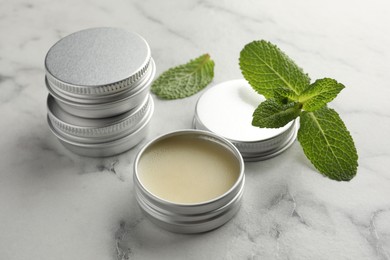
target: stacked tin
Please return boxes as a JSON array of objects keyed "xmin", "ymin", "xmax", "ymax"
[{"xmin": 45, "ymin": 28, "xmax": 155, "ymax": 157}]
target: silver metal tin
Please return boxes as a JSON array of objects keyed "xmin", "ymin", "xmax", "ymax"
[
  {"xmin": 45, "ymin": 59, "xmax": 155, "ymax": 118},
  {"xmin": 45, "ymin": 27, "xmax": 151, "ymax": 99},
  {"xmin": 133, "ymin": 130, "xmax": 245, "ymax": 233},
  {"xmin": 47, "ymin": 95, "xmax": 154, "ymax": 157},
  {"xmin": 194, "ymin": 79, "xmax": 298, "ymax": 162},
  {"xmin": 47, "ymin": 94, "xmax": 152, "ymax": 143}
]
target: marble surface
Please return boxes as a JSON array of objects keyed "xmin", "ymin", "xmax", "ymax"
[{"xmin": 1, "ymin": 0, "xmax": 390, "ymax": 259}]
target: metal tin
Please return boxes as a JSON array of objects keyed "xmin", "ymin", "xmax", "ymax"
[
  {"xmin": 45, "ymin": 27, "xmax": 151, "ymax": 100},
  {"xmin": 45, "ymin": 59, "xmax": 156, "ymax": 118},
  {"xmin": 194, "ymin": 79, "xmax": 298, "ymax": 161},
  {"xmin": 47, "ymin": 94, "xmax": 152, "ymax": 143},
  {"xmin": 47, "ymin": 95, "xmax": 154, "ymax": 157},
  {"xmin": 133, "ymin": 130, "xmax": 245, "ymax": 233},
  {"xmin": 45, "ymin": 28, "xmax": 156, "ymax": 157}
]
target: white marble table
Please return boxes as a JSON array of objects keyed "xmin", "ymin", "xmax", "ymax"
[{"xmin": 1, "ymin": 0, "xmax": 390, "ymax": 259}]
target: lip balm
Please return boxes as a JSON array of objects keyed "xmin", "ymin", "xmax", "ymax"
[
  {"xmin": 133, "ymin": 130, "xmax": 245, "ymax": 233},
  {"xmin": 137, "ymin": 134, "xmax": 240, "ymax": 204}
]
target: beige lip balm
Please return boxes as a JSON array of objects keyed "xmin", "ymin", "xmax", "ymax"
[
  {"xmin": 133, "ymin": 130, "xmax": 245, "ymax": 233},
  {"xmin": 137, "ymin": 135, "xmax": 240, "ymax": 204}
]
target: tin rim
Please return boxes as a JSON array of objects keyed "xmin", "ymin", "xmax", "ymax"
[{"xmin": 133, "ymin": 129, "xmax": 245, "ymax": 209}]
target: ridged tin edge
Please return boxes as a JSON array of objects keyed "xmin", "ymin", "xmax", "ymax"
[
  {"xmin": 47, "ymin": 96, "xmax": 154, "ymax": 149},
  {"xmin": 238, "ymin": 122, "xmax": 298, "ymax": 161},
  {"xmin": 134, "ymin": 177, "xmax": 244, "ymax": 233},
  {"xmin": 47, "ymin": 95, "xmax": 152, "ymax": 138},
  {"xmin": 45, "ymin": 59, "xmax": 155, "ymax": 106},
  {"xmin": 193, "ymin": 108, "xmax": 298, "ymax": 161}
]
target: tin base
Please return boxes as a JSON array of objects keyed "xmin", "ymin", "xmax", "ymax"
[
  {"xmin": 135, "ymin": 181, "xmax": 244, "ymax": 233},
  {"xmin": 58, "ymin": 126, "xmax": 149, "ymax": 157},
  {"xmin": 50, "ymin": 118, "xmax": 150, "ymax": 157},
  {"xmin": 47, "ymin": 97, "xmax": 154, "ymax": 157},
  {"xmin": 232, "ymin": 121, "xmax": 298, "ymax": 162}
]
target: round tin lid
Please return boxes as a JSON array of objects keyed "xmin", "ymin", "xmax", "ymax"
[
  {"xmin": 47, "ymin": 94, "xmax": 153, "ymax": 143},
  {"xmin": 45, "ymin": 27, "xmax": 151, "ymax": 98},
  {"xmin": 194, "ymin": 79, "xmax": 297, "ymax": 161}
]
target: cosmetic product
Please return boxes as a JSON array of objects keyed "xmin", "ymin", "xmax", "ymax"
[
  {"xmin": 194, "ymin": 79, "xmax": 298, "ymax": 161},
  {"xmin": 44, "ymin": 28, "xmax": 155, "ymax": 156},
  {"xmin": 134, "ymin": 130, "xmax": 245, "ymax": 233}
]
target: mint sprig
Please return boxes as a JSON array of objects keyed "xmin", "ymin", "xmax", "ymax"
[
  {"xmin": 151, "ymin": 54, "xmax": 215, "ymax": 99},
  {"xmin": 240, "ymin": 40, "xmax": 358, "ymax": 181}
]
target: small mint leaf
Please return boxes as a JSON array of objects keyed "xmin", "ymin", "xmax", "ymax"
[
  {"xmin": 151, "ymin": 54, "xmax": 215, "ymax": 99},
  {"xmin": 298, "ymin": 107, "xmax": 358, "ymax": 181},
  {"xmin": 239, "ymin": 40, "xmax": 310, "ymax": 99},
  {"xmin": 300, "ymin": 78, "xmax": 345, "ymax": 112},
  {"xmin": 252, "ymin": 99, "xmax": 301, "ymax": 128}
]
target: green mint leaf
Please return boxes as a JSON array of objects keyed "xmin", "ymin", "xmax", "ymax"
[
  {"xmin": 252, "ymin": 99, "xmax": 301, "ymax": 128},
  {"xmin": 298, "ymin": 107, "xmax": 358, "ymax": 181},
  {"xmin": 239, "ymin": 40, "xmax": 310, "ymax": 99},
  {"xmin": 300, "ymin": 78, "xmax": 345, "ymax": 112},
  {"xmin": 151, "ymin": 54, "xmax": 215, "ymax": 99}
]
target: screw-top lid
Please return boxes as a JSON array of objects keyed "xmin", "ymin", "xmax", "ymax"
[
  {"xmin": 45, "ymin": 27, "xmax": 151, "ymax": 99},
  {"xmin": 194, "ymin": 79, "xmax": 297, "ymax": 161}
]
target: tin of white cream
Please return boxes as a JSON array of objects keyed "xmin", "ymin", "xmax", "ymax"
[
  {"xmin": 133, "ymin": 130, "xmax": 245, "ymax": 233},
  {"xmin": 194, "ymin": 79, "xmax": 298, "ymax": 161}
]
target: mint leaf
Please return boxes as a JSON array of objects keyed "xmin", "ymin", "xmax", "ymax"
[
  {"xmin": 298, "ymin": 107, "xmax": 358, "ymax": 181},
  {"xmin": 252, "ymin": 99, "xmax": 301, "ymax": 128},
  {"xmin": 300, "ymin": 78, "xmax": 345, "ymax": 111},
  {"xmin": 239, "ymin": 40, "xmax": 310, "ymax": 99},
  {"xmin": 151, "ymin": 54, "xmax": 214, "ymax": 99}
]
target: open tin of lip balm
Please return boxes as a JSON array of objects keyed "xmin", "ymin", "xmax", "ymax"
[
  {"xmin": 194, "ymin": 79, "xmax": 298, "ymax": 161},
  {"xmin": 133, "ymin": 130, "xmax": 245, "ymax": 233}
]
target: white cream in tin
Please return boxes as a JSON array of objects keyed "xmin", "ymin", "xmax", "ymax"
[
  {"xmin": 137, "ymin": 135, "xmax": 240, "ymax": 204},
  {"xmin": 194, "ymin": 79, "xmax": 298, "ymax": 161}
]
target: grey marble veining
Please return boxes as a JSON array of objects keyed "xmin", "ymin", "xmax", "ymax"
[{"xmin": 1, "ymin": 0, "xmax": 390, "ymax": 259}]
